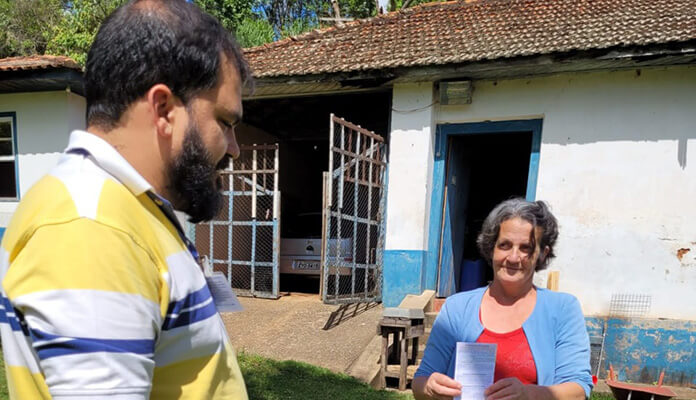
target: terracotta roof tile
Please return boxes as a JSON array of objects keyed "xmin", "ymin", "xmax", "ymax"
[
  {"xmin": 0, "ymin": 55, "xmax": 81, "ymax": 72},
  {"xmin": 244, "ymin": 0, "xmax": 696, "ymax": 78}
]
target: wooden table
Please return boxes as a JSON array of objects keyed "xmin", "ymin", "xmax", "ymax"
[{"xmin": 378, "ymin": 316, "xmax": 424, "ymax": 390}]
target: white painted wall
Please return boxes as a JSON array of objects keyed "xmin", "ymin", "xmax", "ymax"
[
  {"xmin": 385, "ymin": 82, "xmax": 435, "ymax": 251},
  {"xmin": 390, "ymin": 65, "xmax": 696, "ymax": 319},
  {"xmin": 0, "ymin": 91, "xmax": 85, "ymax": 226}
]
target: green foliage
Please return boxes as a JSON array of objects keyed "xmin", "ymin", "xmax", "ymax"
[
  {"xmin": 280, "ymin": 17, "xmax": 319, "ymax": 39},
  {"xmin": 341, "ymin": 0, "xmax": 377, "ymax": 19},
  {"xmin": 0, "ymin": 0, "xmax": 65, "ymax": 58},
  {"xmin": 194, "ymin": 0, "xmax": 255, "ymax": 32},
  {"xmin": 47, "ymin": 0, "xmax": 125, "ymax": 65},
  {"xmin": 235, "ymin": 17, "xmax": 276, "ymax": 48},
  {"xmin": 0, "ymin": 0, "xmax": 447, "ymax": 63}
]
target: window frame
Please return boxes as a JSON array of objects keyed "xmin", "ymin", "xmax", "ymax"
[{"xmin": 0, "ymin": 112, "xmax": 19, "ymax": 201}]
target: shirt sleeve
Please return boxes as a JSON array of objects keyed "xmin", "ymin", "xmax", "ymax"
[
  {"xmin": 414, "ymin": 298, "xmax": 458, "ymax": 378},
  {"xmin": 3, "ymin": 218, "xmax": 163, "ymax": 399},
  {"xmin": 554, "ymin": 295, "xmax": 594, "ymax": 398}
]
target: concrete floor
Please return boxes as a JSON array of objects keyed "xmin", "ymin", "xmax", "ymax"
[{"xmin": 222, "ymin": 292, "xmax": 383, "ymax": 374}]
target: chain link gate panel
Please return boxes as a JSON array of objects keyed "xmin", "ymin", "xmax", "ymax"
[
  {"xmin": 322, "ymin": 114, "xmax": 387, "ymax": 304},
  {"xmin": 195, "ymin": 144, "xmax": 280, "ymax": 298}
]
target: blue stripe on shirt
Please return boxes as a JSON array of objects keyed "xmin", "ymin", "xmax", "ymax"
[
  {"xmin": 30, "ymin": 328, "xmax": 155, "ymax": 360},
  {"xmin": 163, "ymin": 298, "xmax": 218, "ymax": 331},
  {"xmin": 163, "ymin": 284, "xmax": 214, "ymax": 324},
  {"xmin": 1, "ymin": 296, "xmax": 25, "ymax": 332}
]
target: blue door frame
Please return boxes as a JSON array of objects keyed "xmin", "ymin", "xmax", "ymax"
[{"xmin": 425, "ymin": 119, "xmax": 543, "ymax": 296}]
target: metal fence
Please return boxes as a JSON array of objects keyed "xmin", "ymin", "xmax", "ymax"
[
  {"xmin": 195, "ymin": 144, "xmax": 280, "ymax": 298},
  {"xmin": 322, "ymin": 114, "xmax": 387, "ymax": 304}
]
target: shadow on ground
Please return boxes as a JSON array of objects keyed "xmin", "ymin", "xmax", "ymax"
[
  {"xmin": 223, "ymin": 293, "xmax": 383, "ymax": 373},
  {"xmin": 323, "ymin": 302, "xmax": 380, "ymax": 330}
]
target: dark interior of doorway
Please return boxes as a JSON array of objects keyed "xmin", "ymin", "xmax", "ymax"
[
  {"xmin": 446, "ymin": 131, "xmax": 532, "ymax": 292},
  {"xmin": 241, "ymin": 91, "xmax": 391, "ymax": 294}
]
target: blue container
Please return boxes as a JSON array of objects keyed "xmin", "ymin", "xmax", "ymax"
[{"xmin": 459, "ymin": 258, "xmax": 487, "ymax": 292}]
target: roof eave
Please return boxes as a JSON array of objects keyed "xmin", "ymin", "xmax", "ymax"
[
  {"xmin": 0, "ymin": 68, "xmax": 85, "ymax": 96},
  {"xmin": 245, "ymin": 41, "xmax": 696, "ymax": 99}
]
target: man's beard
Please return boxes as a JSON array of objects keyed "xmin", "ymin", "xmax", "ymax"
[{"xmin": 167, "ymin": 122, "xmax": 230, "ymax": 223}]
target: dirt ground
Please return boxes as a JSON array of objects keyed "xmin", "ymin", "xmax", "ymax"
[{"xmin": 222, "ymin": 292, "xmax": 383, "ymax": 374}]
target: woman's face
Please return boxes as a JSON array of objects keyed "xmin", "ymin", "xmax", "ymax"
[{"xmin": 491, "ymin": 217, "xmax": 545, "ymax": 288}]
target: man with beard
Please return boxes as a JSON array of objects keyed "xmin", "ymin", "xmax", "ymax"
[{"xmin": 0, "ymin": 0, "xmax": 250, "ymax": 398}]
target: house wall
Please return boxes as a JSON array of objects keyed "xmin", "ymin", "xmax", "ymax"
[
  {"xmin": 0, "ymin": 91, "xmax": 85, "ymax": 228},
  {"xmin": 384, "ymin": 82, "xmax": 436, "ymax": 306},
  {"xmin": 434, "ymin": 65, "xmax": 696, "ymax": 320},
  {"xmin": 384, "ymin": 64, "xmax": 696, "ymax": 384}
]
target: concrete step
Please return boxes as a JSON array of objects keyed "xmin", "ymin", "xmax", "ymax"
[
  {"xmin": 425, "ymin": 311, "xmax": 438, "ymax": 328},
  {"xmin": 346, "ymin": 334, "xmax": 383, "ymax": 389}
]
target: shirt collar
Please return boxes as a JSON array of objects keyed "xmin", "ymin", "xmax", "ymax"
[{"xmin": 65, "ymin": 130, "xmax": 153, "ymax": 196}]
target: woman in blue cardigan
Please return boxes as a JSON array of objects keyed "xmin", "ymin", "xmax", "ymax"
[{"xmin": 413, "ymin": 199, "xmax": 592, "ymax": 400}]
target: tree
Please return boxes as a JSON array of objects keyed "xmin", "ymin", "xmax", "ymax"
[
  {"xmin": 47, "ymin": 0, "xmax": 125, "ymax": 65},
  {"xmin": 0, "ymin": 0, "xmax": 65, "ymax": 58},
  {"xmin": 235, "ymin": 17, "xmax": 276, "ymax": 48},
  {"xmin": 0, "ymin": 0, "xmax": 433, "ymax": 63},
  {"xmin": 194, "ymin": 0, "xmax": 255, "ymax": 32}
]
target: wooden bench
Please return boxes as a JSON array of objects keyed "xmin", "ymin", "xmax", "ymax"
[{"xmin": 378, "ymin": 316, "xmax": 424, "ymax": 391}]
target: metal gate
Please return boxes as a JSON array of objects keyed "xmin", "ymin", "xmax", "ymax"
[
  {"xmin": 195, "ymin": 144, "xmax": 280, "ymax": 298},
  {"xmin": 321, "ymin": 114, "xmax": 387, "ymax": 304}
]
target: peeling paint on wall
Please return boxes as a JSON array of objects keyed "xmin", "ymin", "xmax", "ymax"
[
  {"xmin": 677, "ymin": 248, "xmax": 690, "ymax": 261},
  {"xmin": 586, "ymin": 317, "xmax": 696, "ymax": 386}
]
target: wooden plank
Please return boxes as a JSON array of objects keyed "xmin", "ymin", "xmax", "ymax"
[
  {"xmin": 385, "ymin": 364, "xmax": 418, "ymax": 379},
  {"xmin": 380, "ymin": 334, "xmax": 388, "ymax": 389},
  {"xmin": 406, "ymin": 324, "xmax": 425, "ymax": 339},
  {"xmin": 319, "ymin": 171, "xmax": 330, "ymax": 298},
  {"xmin": 399, "ymin": 336, "xmax": 408, "ymax": 390},
  {"xmin": 547, "ymin": 270, "xmax": 560, "ymax": 291},
  {"xmin": 331, "ymin": 146, "xmax": 387, "ymax": 167},
  {"xmin": 332, "ymin": 115, "xmax": 385, "ymax": 142}
]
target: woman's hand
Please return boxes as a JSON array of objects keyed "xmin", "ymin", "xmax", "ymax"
[
  {"xmin": 484, "ymin": 377, "xmax": 530, "ymax": 400},
  {"xmin": 413, "ymin": 372, "xmax": 462, "ymax": 400}
]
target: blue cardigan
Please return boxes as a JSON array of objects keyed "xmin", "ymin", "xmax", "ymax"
[{"xmin": 415, "ymin": 287, "xmax": 593, "ymax": 398}]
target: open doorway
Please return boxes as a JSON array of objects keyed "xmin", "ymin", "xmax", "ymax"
[
  {"xmin": 435, "ymin": 120, "xmax": 542, "ymax": 297},
  {"xmin": 227, "ymin": 91, "xmax": 391, "ymax": 296}
]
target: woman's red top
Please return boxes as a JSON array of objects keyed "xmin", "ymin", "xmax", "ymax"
[{"xmin": 476, "ymin": 326, "xmax": 538, "ymax": 384}]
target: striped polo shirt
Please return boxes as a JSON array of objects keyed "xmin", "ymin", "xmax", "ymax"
[{"xmin": 0, "ymin": 130, "xmax": 248, "ymax": 399}]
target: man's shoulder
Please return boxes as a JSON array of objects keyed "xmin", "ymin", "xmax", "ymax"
[{"xmin": 4, "ymin": 156, "xmax": 144, "ymax": 247}]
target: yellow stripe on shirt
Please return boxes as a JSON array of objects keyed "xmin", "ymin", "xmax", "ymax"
[
  {"xmin": 3, "ymin": 218, "xmax": 160, "ymax": 303},
  {"xmin": 6, "ymin": 366, "xmax": 51, "ymax": 400}
]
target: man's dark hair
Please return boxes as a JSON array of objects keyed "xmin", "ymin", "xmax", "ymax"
[{"xmin": 85, "ymin": 0, "xmax": 252, "ymax": 129}]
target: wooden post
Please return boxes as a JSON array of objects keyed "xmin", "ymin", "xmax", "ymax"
[
  {"xmin": 399, "ymin": 334, "xmax": 408, "ymax": 390},
  {"xmin": 547, "ymin": 270, "xmax": 560, "ymax": 291},
  {"xmin": 380, "ymin": 331, "xmax": 388, "ymax": 389},
  {"xmin": 319, "ymin": 172, "xmax": 330, "ymax": 298}
]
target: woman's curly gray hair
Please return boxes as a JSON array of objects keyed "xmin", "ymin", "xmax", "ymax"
[{"xmin": 476, "ymin": 198, "xmax": 559, "ymax": 271}]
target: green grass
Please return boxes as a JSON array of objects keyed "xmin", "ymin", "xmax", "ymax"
[
  {"xmin": 238, "ymin": 352, "xmax": 615, "ymax": 400},
  {"xmin": 238, "ymin": 352, "xmax": 412, "ymax": 400},
  {"xmin": 591, "ymin": 394, "xmax": 615, "ymax": 400},
  {"xmin": 0, "ymin": 349, "xmax": 7, "ymax": 400},
  {"xmin": 0, "ymin": 349, "xmax": 613, "ymax": 400}
]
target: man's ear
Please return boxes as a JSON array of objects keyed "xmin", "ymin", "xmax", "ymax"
[{"xmin": 147, "ymin": 84, "xmax": 176, "ymax": 138}]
